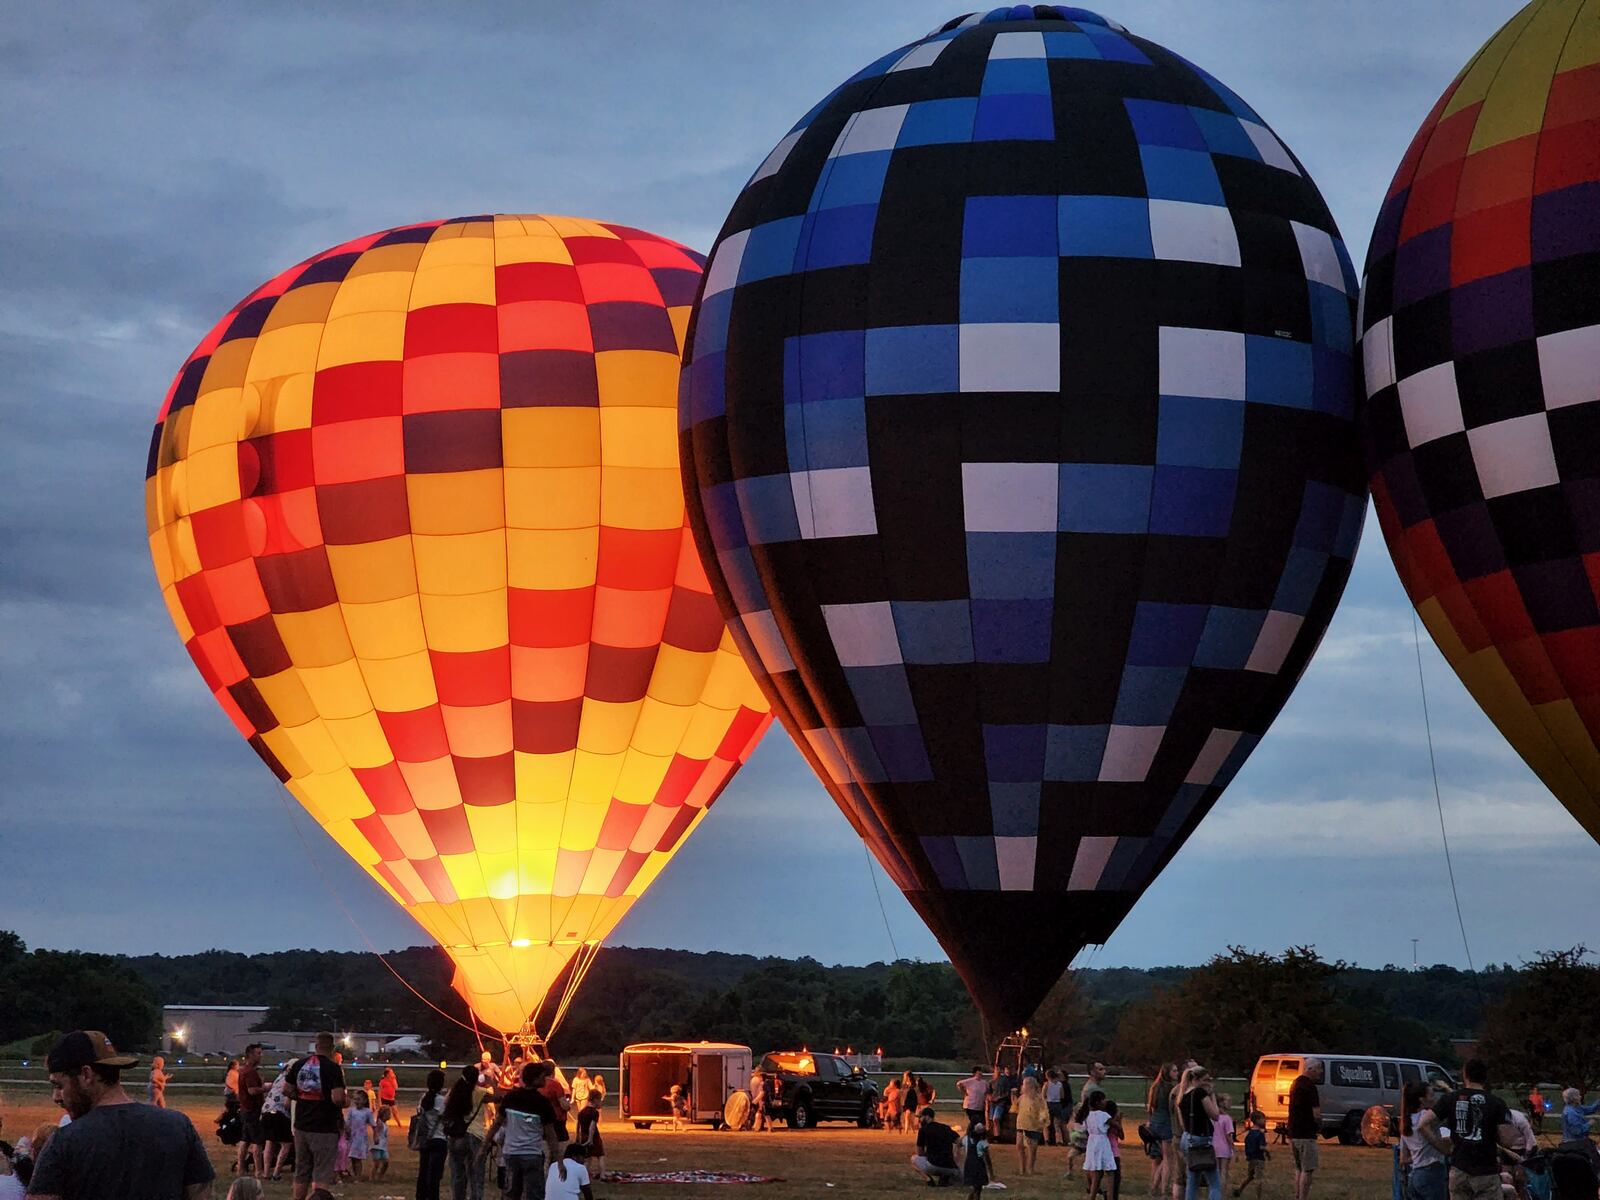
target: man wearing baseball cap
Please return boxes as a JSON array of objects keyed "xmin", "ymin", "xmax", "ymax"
[{"xmin": 27, "ymin": 1030, "xmax": 214, "ymax": 1199}]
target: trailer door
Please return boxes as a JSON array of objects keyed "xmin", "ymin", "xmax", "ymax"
[{"xmin": 694, "ymin": 1051, "xmax": 724, "ymax": 1118}]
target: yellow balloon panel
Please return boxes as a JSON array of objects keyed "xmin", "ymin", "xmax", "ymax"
[{"xmin": 148, "ymin": 216, "xmax": 772, "ymax": 1033}]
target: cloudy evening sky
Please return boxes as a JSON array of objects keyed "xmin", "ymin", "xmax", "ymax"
[{"xmin": 5, "ymin": 1, "xmax": 1595, "ymax": 982}]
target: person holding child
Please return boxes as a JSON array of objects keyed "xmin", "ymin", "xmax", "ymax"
[{"xmin": 961, "ymin": 1120, "xmax": 996, "ymax": 1198}]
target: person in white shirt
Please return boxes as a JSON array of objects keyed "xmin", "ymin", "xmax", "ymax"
[{"xmin": 544, "ymin": 1145, "xmax": 593, "ymax": 1200}]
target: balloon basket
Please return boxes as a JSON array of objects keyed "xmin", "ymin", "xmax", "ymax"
[{"xmin": 505, "ymin": 1026, "xmax": 550, "ymax": 1064}]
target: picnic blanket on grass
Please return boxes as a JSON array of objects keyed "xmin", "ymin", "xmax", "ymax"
[{"xmin": 607, "ymin": 1170, "xmax": 783, "ymax": 1184}]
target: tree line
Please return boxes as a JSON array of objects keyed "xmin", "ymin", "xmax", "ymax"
[{"xmin": 3, "ymin": 931, "xmax": 1593, "ymax": 1089}]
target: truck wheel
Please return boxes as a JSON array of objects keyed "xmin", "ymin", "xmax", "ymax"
[
  {"xmin": 857, "ymin": 1099, "xmax": 874, "ymax": 1128},
  {"xmin": 1337, "ymin": 1113, "xmax": 1362, "ymax": 1145},
  {"xmin": 790, "ymin": 1096, "xmax": 814, "ymax": 1129},
  {"xmin": 633, "ymin": 1121, "xmax": 649, "ymax": 1130}
]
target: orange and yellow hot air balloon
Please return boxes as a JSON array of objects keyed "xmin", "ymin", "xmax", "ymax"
[{"xmin": 145, "ymin": 214, "xmax": 771, "ymax": 1037}]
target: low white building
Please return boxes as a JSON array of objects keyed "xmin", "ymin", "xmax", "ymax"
[{"xmin": 162, "ymin": 1005, "xmax": 418, "ymax": 1059}]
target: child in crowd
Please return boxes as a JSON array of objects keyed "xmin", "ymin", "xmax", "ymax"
[
  {"xmin": 1084, "ymin": 1092, "xmax": 1115, "ymax": 1200},
  {"xmin": 1213, "ymin": 1092, "xmax": 1236, "ymax": 1195},
  {"xmin": 545, "ymin": 1143, "xmax": 594, "ymax": 1200},
  {"xmin": 369, "ymin": 1107, "xmax": 390, "ymax": 1180},
  {"xmin": 149, "ymin": 1057, "xmax": 171, "ymax": 1107},
  {"xmin": 664, "ymin": 1084, "xmax": 689, "ymax": 1131},
  {"xmin": 1103, "ymin": 1099, "xmax": 1124, "ymax": 1200},
  {"xmin": 576, "ymin": 1089, "xmax": 605, "ymax": 1181},
  {"xmin": 961, "ymin": 1120, "xmax": 995, "ymax": 1198},
  {"xmin": 1233, "ymin": 1111, "xmax": 1268, "ymax": 1198},
  {"xmin": 344, "ymin": 1090, "xmax": 374, "ymax": 1181},
  {"xmin": 224, "ymin": 1179, "xmax": 263, "ymax": 1200}
]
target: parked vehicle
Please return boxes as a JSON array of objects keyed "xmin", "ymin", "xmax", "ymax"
[
  {"xmin": 1249, "ymin": 1053, "xmax": 1455, "ymax": 1144},
  {"xmin": 620, "ymin": 1041, "xmax": 752, "ymax": 1130},
  {"xmin": 756, "ymin": 1050, "xmax": 878, "ymax": 1129}
]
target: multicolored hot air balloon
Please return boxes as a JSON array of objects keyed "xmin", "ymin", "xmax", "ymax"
[
  {"xmin": 681, "ymin": 7, "xmax": 1367, "ymax": 1031},
  {"xmin": 146, "ymin": 214, "xmax": 771, "ymax": 1037},
  {"xmin": 1359, "ymin": 0, "xmax": 1600, "ymax": 844}
]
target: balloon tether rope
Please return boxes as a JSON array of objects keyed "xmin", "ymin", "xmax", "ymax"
[
  {"xmin": 862, "ymin": 840, "xmax": 900, "ymax": 961},
  {"xmin": 276, "ymin": 794, "xmax": 504, "ymax": 1042},
  {"xmin": 1410, "ymin": 611, "xmax": 1478, "ymax": 977}
]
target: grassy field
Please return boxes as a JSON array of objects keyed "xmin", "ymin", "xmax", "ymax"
[{"xmin": 0, "ymin": 1085, "xmax": 1415, "ymax": 1200}]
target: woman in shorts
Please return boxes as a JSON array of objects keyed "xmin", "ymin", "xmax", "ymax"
[
  {"xmin": 1013, "ymin": 1075, "xmax": 1048, "ymax": 1176},
  {"xmin": 1146, "ymin": 1063, "xmax": 1179, "ymax": 1197},
  {"xmin": 260, "ymin": 1069, "xmax": 294, "ymax": 1181}
]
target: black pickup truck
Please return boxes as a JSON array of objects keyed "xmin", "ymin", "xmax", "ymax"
[{"xmin": 759, "ymin": 1051, "xmax": 878, "ymax": 1128}]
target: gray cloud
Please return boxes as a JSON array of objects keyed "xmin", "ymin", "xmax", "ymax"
[{"xmin": 5, "ymin": 0, "xmax": 1592, "ymax": 976}]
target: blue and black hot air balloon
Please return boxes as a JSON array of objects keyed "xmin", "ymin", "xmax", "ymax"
[{"xmin": 681, "ymin": 6, "xmax": 1368, "ymax": 1032}]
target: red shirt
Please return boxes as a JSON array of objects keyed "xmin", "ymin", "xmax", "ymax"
[
  {"xmin": 238, "ymin": 1066, "xmax": 264, "ymax": 1113},
  {"xmin": 379, "ymin": 1075, "xmax": 397, "ymax": 1101}
]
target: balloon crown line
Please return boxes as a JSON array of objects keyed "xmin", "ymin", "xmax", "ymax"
[{"xmin": 934, "ymin": 6, "xmax": 1126, "ymax": 35}]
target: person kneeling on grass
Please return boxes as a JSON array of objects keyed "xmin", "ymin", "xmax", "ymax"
[
  {"xmin": 544, "ymin": 1144, "xmax": 593, "ymax": 1200},
  {"xmin": 911, "ymin": 1107, "xmax": 961, "ymax": 1187}
]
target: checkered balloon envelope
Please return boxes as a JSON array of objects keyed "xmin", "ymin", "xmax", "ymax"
[
  {"xmin": 1360, "ymin": 0, "xmax": 1600, "ymax": 849},
  {"xmin": 680, "ymin": 6, "xmax": 1367, "ymax": 1030}
]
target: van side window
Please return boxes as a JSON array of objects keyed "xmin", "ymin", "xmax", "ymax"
[
  {"xmin": 1426, "ymin": 1065, "xmax": 1452, "ymax": 1089},
  {"xmin": 1255, "ymin": 1059, "xmax": 1278, "ymax": 1079},
  {"xmin": 1399, "ymin": 1064, "xmax": 1421, "ymax": 1085},
  {"xmin": 1329, "ymin": 1060, "xmax": 1379, "ymax": 1088},
  {"xmin": 1382, "ymin": 1063, "xmax": 1400, "ymax": 1089}
]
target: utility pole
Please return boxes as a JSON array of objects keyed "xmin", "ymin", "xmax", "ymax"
[{"xmin": 1411, "ymin": 939, "xmax": 1419, "ymax": 970}]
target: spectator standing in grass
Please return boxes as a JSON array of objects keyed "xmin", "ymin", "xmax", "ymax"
[
  {"xmin": 234, "ymin": 1044, "xmax": 266, "ymax": 1181},
  {"xmin": 259, "ymin": 1068, "xmax": 292, "ymax": 1181},
  {"xmin": 1432, "ymin": 1058, "xmax": 1516, "ymax": 1200},
  {"xmin": 1563, "ymin": 1089, "xmax": 1600, "ymax": 1141},
  {"xmin": 1400, "ymin": 1082, "xmax": 1450, "ymax": 1200},
  {"xmin": 960, "ymin": 1120, "xmax": 996, "ymax": 1199},
  {"xmin": 480, "ymin": 1062, "xmax": 563, "ymax": 1200},
  {"xmin": 1148, "ymin": 1063, "xmax": 1180, "ymax": 1199},
  {"xmin": 1105, "ymin": 1099, "xmax": 1126, "ymax": 1200},
  {"xmin": 1084, "ymin": 1092, "xmax": 1115, "ymax": 1200},
  {"xmin": 27, "ymin": 1030, "xmax": 214, "ymax": 1200},
  {"xmin": 414, "ymin": 1068, "xmax": 450, "ymax": 1200},
  {"xmin": 378, "ymin": 1069, "xmax": 398, "ymax": 1128},
  {"xmin": 1212, "ymin": 1093, "xmax": 1235, "ymax": 1196},
  {"xmin": 957, "ymin": 1068, "xmax": 989, "ymax": 1130},
  {"xmin": 443, "ymin": 1064, "xmax": 490, "ymax": 1200},
  {"xmin": 1044, "ymin": 1069, "xmax": 1066, "ymax": 1149},
  {"xmin": 575, "ymin": 1090, "xmax": 605, "ymax": 1182},
  {"xmin": 284, "ymin": 1032, "xmax": 347, "ymax": 1200},
  {"xmin": 148, "ymin": 1056, "xmax": 171, "ymax": 1108},
  {"xmin": 1233, "ymin": 1111, "xmax": 1269, "ymax": 1200},
  {"xmin": 989, "ymin": 1065, "xmax": 1017, "ymax": 1132},
  {"xmin": 1287, "ymin": 1057, "xmax": 1323, "ymax": 1200},
  {"xmin": 911, "ymin": 1107, "xmax": 961, "ymax": 1187},
  {"xmin": 1176, "ymin": 1066, "xmax": 1222, "ymax": 1200},
  {"xmin": 1014, "ymin": 1075, "xmax": 1048, "ymax": 1176},
  {"xmin": 1526, "ymin": 1086, "xmax": 1545, "ymax": 1128},
  {"xmin": 370, "ymin": 1108, "xmax": 390, "ymax": 1179},
  {"xmin": 343, "ymin": 1092, "xmax": 373, "ymax": 1182}
]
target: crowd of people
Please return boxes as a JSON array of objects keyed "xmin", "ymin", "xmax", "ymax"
[
  {"xmin": 6, "ymin": 1028, "xmax": 1600, "ymax": 1199},
  {"xmin": 4, "ymin": 1029, "xmax": 606, "ymax": 1200},
  {"xmin": 897, "ymin": 1055, "xmax": 1600, "ymax": 1200}
]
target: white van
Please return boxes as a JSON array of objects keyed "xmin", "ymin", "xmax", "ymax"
[{"xmin": 1248, "ymin": 1053, "xmax": 1455, "ymax": 1143}]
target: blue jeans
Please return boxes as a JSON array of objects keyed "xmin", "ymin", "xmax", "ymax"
[
  {"xmin": 1407, "ymin": 1162, "xmax": 1448, "ymax": 1200},
  {"xmin": 1182, "ymin": 1135, "xmax": 1220, "ymax": 1199},
  {"xmin": 505, "ymin": 1152, "xmax": 545, "ymax": 1200},
  {"xmin": 1184, "ymin": 1163, "xmax": 1221, "ymax": 1198},
  {"xmin": 448, "ymin": 1135, "xmax": 485, "ymax": 1200}
]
